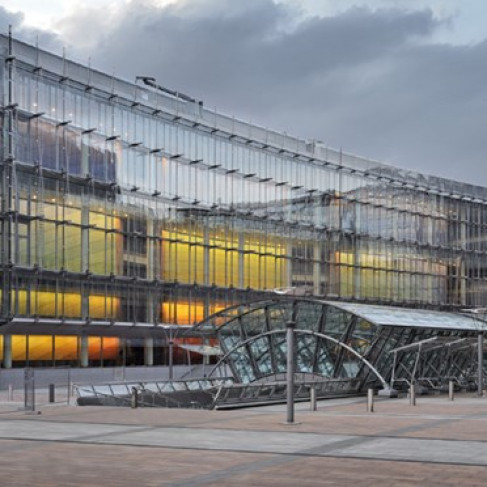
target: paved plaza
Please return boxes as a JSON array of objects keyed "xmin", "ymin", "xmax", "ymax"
[{"xmin": 1, "ymin": 393, "xmax": 487, "ymax": 485}]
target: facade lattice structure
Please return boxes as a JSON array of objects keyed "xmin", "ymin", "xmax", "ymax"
[{"xmin": 1, "ymin": 33, "xmax": 487, "ymax": 371}]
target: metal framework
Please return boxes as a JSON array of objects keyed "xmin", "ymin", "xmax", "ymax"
[
  {"xmin": 3, "ymin": 32, "xmax": 487, "ymax": 373},
  {"xmin": 194, "ymin": 298, "xmax": 487, "ymax": 396},
  {"xmin": 389, "ymin": 336, "xmax": 485, "ymax": 391},
  {"xmin": 210, "ymin": 328, "xmax": 389, "ymax": 390},
  {"xmin": 75, "ymin": 298, "xmax": 487, "ymax": 408}
]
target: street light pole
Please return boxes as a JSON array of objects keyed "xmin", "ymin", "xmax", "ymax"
[{"xmin": 286, "ymin": 320, "xmax": 296, "ymax": 424}]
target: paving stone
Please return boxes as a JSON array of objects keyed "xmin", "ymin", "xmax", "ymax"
[{"xmin": 1, "ymin": 394, "xmax": 487, "ymax": 485}]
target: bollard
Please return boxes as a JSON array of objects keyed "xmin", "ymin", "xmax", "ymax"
[
  {"xmin": 309, "ymin": 386, "xmax": 317, "ymax": 411},
  {"xmin": 68, "ymin": 381, "xmax": 72, "ymax": 405},
  {"xmin": 449, "ymin": 380, "xmax": 454, "ymax": 401},
  {"xmin": 131, "ymin": 387, "xmax": 138, "ymax": 409},
  {"xmin": 8, "ymin": 384, "xmax": 13, "ymax": 402},
  {"xmin": 67, "ymin": 369, "xmax": 72, "ymax": 404},
  {"xmin": 49, "ymin": 384, "xmax": 55, "ymax": 403},
  {"xmin": 367, "ymin": 388, "xmax": 374, "ymax": 413},
  {"xmin": 24, "ymin": 368, "xmax": 35, "ymax": 412},
  {"xmin": 409, "ymin": 385, "xmax": 416, "ymax": 406}
]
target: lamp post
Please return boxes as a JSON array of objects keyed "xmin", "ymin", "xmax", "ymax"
[{"xmin": 286, "ymin": 320, "xmax": 296, "ymax": 424}]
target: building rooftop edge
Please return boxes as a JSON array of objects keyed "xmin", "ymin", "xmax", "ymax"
[{"xmin": 1, "ymin": 33, "xmax": 485, "ymax": 198}]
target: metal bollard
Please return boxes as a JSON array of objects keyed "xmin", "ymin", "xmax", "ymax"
[
  {"xmin": 131, "ymin": 387, "xmax": 138, "ymax": 409},
  {"xmin": 409, "ymin": 385, "xmax": 416, "ymax": 406},
  {"xmin": 49, "ymin": 384, "xmax": 55, "ymax": 403},
  {"xmin": 8, "ymin": 384, "xmax": 13, "ymax": 402},
  {"xmin": 309, "ymin": 386, "xmax": 317, "ymax": 411},
  {"xmin": 449, "ymin": 381, "xmax": 454, "ymax": 401},
  {"xmin": 367, "ymin": 388, "xmax": 374, "ymax": 413}
]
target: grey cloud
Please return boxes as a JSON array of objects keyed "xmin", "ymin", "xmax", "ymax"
[
  {"xmin": 0, "ymin": 6, "xmax": 59, "ymax": 49},
  {"xmin": 55, "ymin": 1, "xmax": 487, "ymax": 185}
]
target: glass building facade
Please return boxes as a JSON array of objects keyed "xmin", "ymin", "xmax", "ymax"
[{"xmin": 2, "ymin": 34, "xmax": 487, "ymax": 369}]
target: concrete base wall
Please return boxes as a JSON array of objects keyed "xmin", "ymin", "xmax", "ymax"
[{"xmin": 0, "ymin": 365, "xmax": 192, "ymax": 390}]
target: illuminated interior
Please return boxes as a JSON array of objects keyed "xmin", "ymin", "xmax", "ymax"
[{"xmin": 1, "ymin": 34, "xmax": 487, "ymax": 369}]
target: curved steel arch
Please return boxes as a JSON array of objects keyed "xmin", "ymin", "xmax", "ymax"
[{"xmin": 209, "ymin": 328, "xmax": 389, "ymax": 390}]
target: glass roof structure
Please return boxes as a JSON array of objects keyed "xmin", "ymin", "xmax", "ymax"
[
  {"xmin": 326, "ymin": 302, "xmax": 487, "ymax": 331},
  {"xmin": 194, "ymin": 299, "xmax": 486, "ymax": 395},
  {"xmin": 195, "ymin": 299, "xmax": 487, "ymax": 334}
]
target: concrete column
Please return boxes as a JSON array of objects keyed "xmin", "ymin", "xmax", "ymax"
[
  {"xmin": 80, "ymin": 336, "xmax": 89, "ymax": 367},
  {"xmin": 3, "ymin": 334, "xmax": 12, "ymax": 369},
  {"xmin": 144, "ymin": 337, "xmax": 154, "ymax": 366}
]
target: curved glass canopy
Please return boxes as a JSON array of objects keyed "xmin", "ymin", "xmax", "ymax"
[
  {"xmin": 194, "ymin": 299, "xmax": 485, "ymax": 387},
  {"xmin": 328, "ymin": 301, "xmax": 486, "ymax": 331}
]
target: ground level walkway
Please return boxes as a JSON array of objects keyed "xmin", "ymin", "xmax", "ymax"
[{"xmin": 1, "ymin": 394, "xmax": 487, "ymax": 485}]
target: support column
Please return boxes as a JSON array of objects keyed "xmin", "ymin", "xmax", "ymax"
[
  {"xmin": 3, "ymin": 334, "xmax": 12, "ymax": 369},
  {"xmin": 80, "ymin": 336, "xmax": 89, "ymax": 368},
  {"xmin": 144, "ymin": 337, "xmax": 154, "ymax": 366}
]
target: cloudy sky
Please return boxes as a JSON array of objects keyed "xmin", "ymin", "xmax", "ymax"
[{"xmin": 1, "ymin": 0, "xmax": 486, "ymax": 186}]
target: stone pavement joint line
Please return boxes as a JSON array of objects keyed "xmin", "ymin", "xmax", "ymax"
[
  {"xmin": 1, "ymin": 395, "xmax": 487, "ymax": 485},
  {"xmin": 3, "ymin": 419, "xmax": 487, "ymax": 467},
  {"xmin": 164, "ymin": 454, "xmax": 300, "ymax": 487}
]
